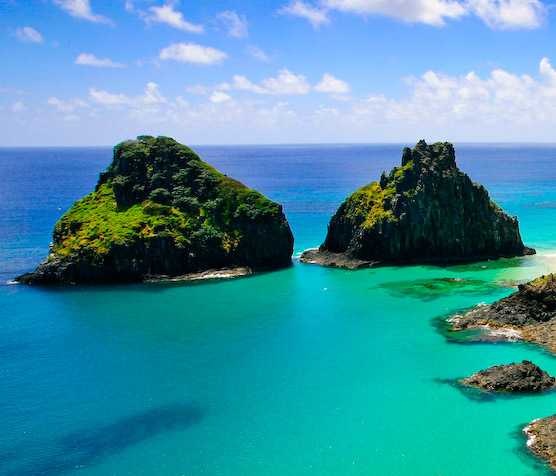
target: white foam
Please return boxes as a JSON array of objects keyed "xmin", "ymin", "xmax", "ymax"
[
  {"xmin": 5, "ymin": 280, "xmax": 18, "ymax": 285},
  {"xmin": 480, "ymin": 324, "xmax": 523, "ymax": 341},
  {"xmin": 524, "ymin": 420, "xmax": 539, "ymax": 447},
  {"xmin": 446, "ymin": 315, "xmax": 462, "ymax": 324}
]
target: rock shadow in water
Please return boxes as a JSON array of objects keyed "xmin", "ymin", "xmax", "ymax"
[
  {"xmin": 432, "ymin": 378, "xmax": 497, "ymax": 403},
  {"xmin": 380, "ymin": 277, "xmax": 504, "ymax": 302},
  {"xmin": 3, "ymin": 403, "xmax": 203, "ymax": 476}
]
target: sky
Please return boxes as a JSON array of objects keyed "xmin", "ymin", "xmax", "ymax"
[{"xmin": 3, "ymin": 0, "xmax": 556, "ymax": 145}]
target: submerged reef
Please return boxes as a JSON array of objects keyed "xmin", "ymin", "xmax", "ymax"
[
  {"xmin": 17, "ymin": 136, "xmax": 293, "ymax": 284},
  {"xmin": 301, "ymin": 140, "xmax": 534, "ymax": 268},
  {"xmin": 449, "ymin": 274, "xmax": 556, "ymax": 354},
  {"xmin": 461, "ymin": 361, "xmax": 556, "ymax": 393}
]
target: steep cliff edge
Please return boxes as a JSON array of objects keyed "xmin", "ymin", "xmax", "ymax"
[
  {"xmin": 301, "ymin": 140, "xmax": 534, "ymax": 268},
  {"xmin": 17, "ymin": 136, "xmax": 293, "ymax": 284}
]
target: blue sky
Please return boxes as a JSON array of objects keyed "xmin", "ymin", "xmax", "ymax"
[{"xmin": 3, "ymin": 0, "xmax": 556, "ymax": 145}]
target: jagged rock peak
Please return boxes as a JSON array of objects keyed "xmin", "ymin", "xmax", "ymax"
[{"xmin": 301, "ymin": 140, "xmax": 534, "ymax": 269}]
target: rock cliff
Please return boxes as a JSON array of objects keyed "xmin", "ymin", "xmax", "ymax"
[
  {"xmin": 301, "ymin": 140, "xmax": 534, "ymax": 268},
  {"xmin": 17, "ymin": 136, "xmax": 293, "ymax": 284}
]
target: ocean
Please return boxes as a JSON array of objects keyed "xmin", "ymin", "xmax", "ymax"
[{"xmin": 2, "ymin": 143, "xmax": 556, "ymax": 475}]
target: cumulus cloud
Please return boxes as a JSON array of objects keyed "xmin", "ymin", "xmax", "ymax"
[
  {"xmin": 47, "ymin": 97, "xmax": 88, "ymax": 113},
  {"xmin": 16, "ymin": 27, "xmax": 43, "ymax": 43},
  {"xmin": 325, "ymin": 0, "xmax": 467, "ymax": 26},
  {"xmin": 346, "ymin": 57, "xmax": 556, "ymax": 127},
  {"xmin": 88, "ymin": 82, "xmax": 166, "ymax": 108},
  {"xmin": 217, "ymin": 10, "xmax": 248, "ymax": 38},
  {"xmin": 467, "ymin": 0, "xmax": 546, "ymax": 30},
  {"xmin": 146, "ymin": 3, "xmax": 204, "ymax": 33},
  {"xmin": 210, "ymin": 91, "xmax": 231, "ymax": 103},
  {"xmin": 279, "ymin": 0, "xmax": 547, "ymax": 29},
  {"xmin": 159, "ymin": 43, "xmax": 227, "ymax": 65},
  {"xmin": 53, "ymin": 0, "xmax": 111, "ymax": 24},
  {"xmin": 279, "ymin": 1, "xmax": 330, "ymax": 27},
  {"xmin": 226, "ymin": 69, "xmax": 312, "ymax": 95},
  {"xmin": 75, "ymin": 53, "xmax": 125, "ymax": 68},
  {"xmin": 246, "ymin": 45, "xmax": 271, "ymax": 62},
  {"xmin": 11, "ymin": 101, "xmax": 27, "ymax": 112},
  {"xmin": 315, "ymin": 73, "xmax": 351, "ymax": 93}
]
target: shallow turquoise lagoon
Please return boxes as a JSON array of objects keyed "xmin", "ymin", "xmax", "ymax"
[{"xmin": 2, "ymin": 144, "xmax": 556, "ymax": 475}]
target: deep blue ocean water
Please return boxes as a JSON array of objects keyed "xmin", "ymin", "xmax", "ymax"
[{"xmin": 3, "ymin": 144, "xmax": 556, "ymax": 475}]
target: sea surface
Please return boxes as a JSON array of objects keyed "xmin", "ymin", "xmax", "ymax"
[{"xmin": 2, "ymin": 143, "xmax": 556, "ymax": 475}]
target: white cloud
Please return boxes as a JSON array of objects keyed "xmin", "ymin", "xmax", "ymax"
[
  {"xmin": 75, "ymin": 53, "xmax": 125, "ymax": 68},
  {"xmin": 11, "ymin": 101, "xmax": 27, "ymax": 112},
  {"xmin": 53, "ymin": 0, "xmax": 111, "ymax": 24},
  {"xmin": 217, "ymin": 10, "xmax": 248, "ymax": 38},
  {"xmin": 279, "ymin": 1, "xmax": 330, "ymax": 28},
  {"xmin": 159, "ymin": 43, "xmax": 227, "ymax": 65},
  {"xmin": 315, "ymin": 73, "xmax": 351, "ymax": 93},
  {"xmin": 260, "ymin": 69, "xmax": 312, "ymax": 94},
  {"xmin": 47, "ymin": 97, "xmax": 88, "ymax": 113},
  {"xmin": 146, "ymin": 3, "xmax": 204, "ymax": 33},
  {"xmin": 279, "ymin": 0, "xmax": 547, "ymax": 29},
  {"xmin": 466, "ymin": 0, "xmax": 546, "ymax": 30},
  {"xmin": 246, "ymin": 45, "xmax": 271, "ymax": 62},
  {"xmin": 210, "ymin": 91, "xmax": 232, "ymax": 103},
  {"xmin": 16, "ymin": 27, "xmax": 43, "ymax": 43},
  {"xmin": 347, "ymin": 57, "xmax": 556, "ymax": 127},
  {"xmin": 88, "ymin": 82, "xmax": 166, "ymax": 109},
  {"xmin": 225, "ymin": 70, "xmax": 312, "ymax": 95},
  {"xmin": 325, "ymin": 0, "xmax": 467, "ymax": 25}
]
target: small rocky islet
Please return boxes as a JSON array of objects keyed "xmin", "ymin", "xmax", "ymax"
[
  {"xmin": 301, "ymin": 140, "xmax": 534, "ymax": 268},
  {"xmin": 460, "ymin": 360, "xmax": 556, "ymax": 393},
  {"xmin": 17, "ymin": 136, "xmax": 294, "ymax": 284}
]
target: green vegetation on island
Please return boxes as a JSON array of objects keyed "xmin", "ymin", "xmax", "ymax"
[
  {"xmin": 18, "ymin": 136, "xmax": 293, "ymax": 284},
  {"xmin": 301, "ymin": 140, "xmax": 534, "ymax": 268}
]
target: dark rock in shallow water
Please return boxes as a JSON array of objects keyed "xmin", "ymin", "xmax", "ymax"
[
  {"xmin": 524, "ymin": 415, "xmax": 556, "ymax": 470},
  {"xmin": 449, "ymin": 275, "xmax": 556, "ymax": 353},
  {"xmin": 461, "ymin": 360, "xmax": 556, "ymax": 392},
  {"xmin": 301, "ymin": 140, "xmax": 534, "ymax": 268},
  {"xmin": 17, "ymin": 136, "xmax": 294, "ymax": 284},
  {"xmin": 456, "ymin": 274, "xmax": 556, "ymax": 328}
]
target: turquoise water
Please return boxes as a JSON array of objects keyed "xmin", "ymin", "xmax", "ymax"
[{"xmin": 2, "ymin": 144, "xmax": 556, "ymax": 475}]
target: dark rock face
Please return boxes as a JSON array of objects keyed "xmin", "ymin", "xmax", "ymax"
[
  {"xmin": 525, "ymin": 415, "xmax": 556, "ymax": 470},
  {"xmin": 453, "ymin": 275, "xmax": 556, "ymax": 329},
  {"xmin": 461, "ymin": 360, "xmax": 556, "ymax": 392},
  {"xmin": 301, "ymin": 140, "xmax": 534, "ymax": 268},
  {"xmin": 17, "ymin": 136, "xmax": 294, "ymax": 284},
  {"xmin": 449, "ymin": 274, "xmax": 556, "ymax": 354}
]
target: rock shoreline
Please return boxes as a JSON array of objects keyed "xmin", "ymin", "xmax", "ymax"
[
  {"xmin": 301, "ymin": 248, "xmax": 535, "ymax": 270},
  {"xmin": 448, "ymin": 274, "xmax": 556, "ymax": 354},
  {"xmin": 524, "ymin": 416, "xmax": 556, "ymax": 470}
]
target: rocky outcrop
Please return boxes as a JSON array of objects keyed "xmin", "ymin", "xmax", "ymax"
[
  {"xmin": 524, "ymin": 415, "xmax": 556, "ymax": 470},
  {"xmin": 449, "ymin": 274, "xmax": 556, "ymax": 353},
  {"xmin": 301, "ymin": 140, "xmax": 534, "ymax": 268},
  {"xmin": 17, "ymin": 136, "xmax": 293, "ymax": 284},
  {"xmin": 461, "ymin": 361, "xmax": 556, "ymax": 392}
]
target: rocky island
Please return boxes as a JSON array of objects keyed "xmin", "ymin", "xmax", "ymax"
[
  {"xmin": 449, "ymin": 274, "xmax": 556, "ymax": 354},
  {"xmin": 301, "ymin": 141, "xmax": 534, "ymax": 268},
  {"xmin": 461, "ymin": 360, "xmax": 556, "ymax": 392},
  {"xmin": 17, "ymin": 136, "xmax": 294, "ymax": 284}
]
